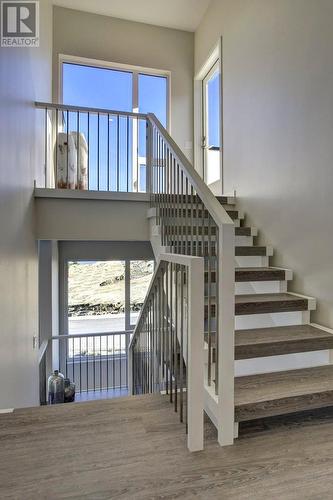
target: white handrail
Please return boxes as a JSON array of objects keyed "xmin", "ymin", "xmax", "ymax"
[
  {"xmin": 35, "ymin": 101, "xmax": 147, "ymax": 120},
  {"xmin": 128, "ymin": 252, "xmax": 204, "ymax": 452},
  {"xmin": 147, "ymin": 113, "xmax": 235, "ymax": 446},
  {"xmin": 147, "ymin": 113, "xmax": 234, "ymax": 228}
]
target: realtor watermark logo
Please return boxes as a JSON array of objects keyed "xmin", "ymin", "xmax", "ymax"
[{"xmin": 1, "ymin": 1, "xmax": 39, "ymax": 47}]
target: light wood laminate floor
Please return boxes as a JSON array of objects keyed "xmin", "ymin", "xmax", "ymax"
[{"xmin": 1, "ymin": 394, "xmax": 333, "ymax": 499}]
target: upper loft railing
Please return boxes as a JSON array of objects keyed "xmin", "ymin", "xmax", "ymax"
[{"xmin": 35, "ymin": 102, "xmax": 148, "ymax": 193}]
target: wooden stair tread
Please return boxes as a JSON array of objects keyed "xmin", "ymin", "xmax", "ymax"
[
  {"xmin": 235, "ymin": 292, "xmax": 310, "ymax": 315},
  {"xmin": 235, "ymin": 365, "xmax": 333, "ymax": 422},
  {"xmin": 170, "ymin": 242, "xmax": 268, "ymax": 257},
  {"xmin": 160, "ymin": 208, "xmax": 238, "ymax": 218},
  {"xmin": 235, "ymin": 267, "xmax": 286, "ymax": 281},
  {"xmin": 205, "ymin": 267, "xmax": 288, "ymax": 283},
  {"xmin": 235, "ymin": 227, "xmax": 253, "ymax": 236},
  {"xmin": 235, "ymin": 246, "xmax": 268, "ymax": 256},
  {"xmin": 204, "ymin": 293, "xmax": 312, "ymax": 317},
  {"xmin": 235, "ymin": 324, "xmax": 333, "ymax": 358}
]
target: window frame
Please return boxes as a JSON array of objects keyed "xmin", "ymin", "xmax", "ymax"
[{"xmin": 58, "ymin": 54, "xmax": 171, "ymax": 131}]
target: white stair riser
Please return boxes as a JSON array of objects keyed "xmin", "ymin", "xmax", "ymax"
[
  {"xmin": 236, "ymin": 236, "xmax": 253, "ymax": 247},
  {"xmin": 235, "ymin": 310, "xmax": 311, "ymax": 330},
  {"xmin": 206, "ymin": 280, "xmax": 287, "ymax": 296},
  {"xmin": 235, "ymin": 281, "xmax": 288, "ymax": 295},
  {"xmin": 235, "ymin": 256, "xmax": 269, "ymax": 267},
  {"xmin": 235, "ymin": 351, "xmax": 329, "ymax": 377}
]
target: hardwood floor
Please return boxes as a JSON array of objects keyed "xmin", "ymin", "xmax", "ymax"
[{"xmin": 1, "ymin": 394, "xmax": 333, "ymax": 499}]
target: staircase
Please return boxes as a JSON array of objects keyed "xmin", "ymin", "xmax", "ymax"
[
  {"xmin": 202, "ymin": 196, "xmax": 333, "ymax": 428},
  {"xmin": 129, "ymin": 113, "xmax": 333, "ymax": 451}
]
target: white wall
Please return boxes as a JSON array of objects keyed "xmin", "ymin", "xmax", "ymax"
[
  {"xmin": 0, "ymin": 1, "xmax": 53, "ymax": 408},
  {"xmin": 195, "ymin": 0, "xmax": 333, "ymax": 328},
  {"xmin": 53, "ymin": 6, "xmax": 194, "ymax": 159}
]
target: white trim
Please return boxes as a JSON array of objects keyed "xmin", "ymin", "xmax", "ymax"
[
  {"xmin": 34, "ymin": 188, "xmax": 150, "ymax": 202},
  {"xmin": 194, "ymin": 38, "xmax": 223, "ymax": 193},
  {"xmin": 0, "ymin": 408, "xmax": 14, "ymax": 414},
  {"xmin": 311, "ymin": 322, "xmax": 333, "ymax": 335},
  {"xmin": 287, "ymin": 292, "xmax": 317, "ymax": 310},
  {"xmin": 58, "ymin": 54, "xmax": 171, "ymax": 133}
]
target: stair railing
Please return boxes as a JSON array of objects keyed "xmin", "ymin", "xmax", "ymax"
[
  {"xmin": 35, "ymin": 101, "xmax": 235, "ymax": 446},
  {"xmin": 128, "ymin": 252, "xmax": 204, "ymax": 452},
  {"xmin": 146, "ymin": 114, "xmax": 235, "ymax": 446},
  {"xmin": 35, "ymin": 101, "xmax": 147, "ymax": 193}
]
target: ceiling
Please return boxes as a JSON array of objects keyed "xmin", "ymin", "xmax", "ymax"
[{"xmin": 52, "ymin": 0, "xmax": 212, "ymax": 32}]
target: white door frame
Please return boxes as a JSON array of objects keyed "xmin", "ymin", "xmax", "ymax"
[{"xmin": 194, "ymin": 38, "xmax": 223, "ymax": 194}]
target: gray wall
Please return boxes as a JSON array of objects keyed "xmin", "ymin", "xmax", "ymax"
[
  {"xmin": 53, "ymin": 6, "xmax": 194, "ymax": 159},
  {"xmin": 35, "ymin": 198, "xmax": 150, "ymax": 241},
  {"xmin": 195, "ymin": 0, "xmax": 333, "ymax": 328},
  {"xmin": 0, "ymin": 1, "xmax": 53, "ymax": 409}
]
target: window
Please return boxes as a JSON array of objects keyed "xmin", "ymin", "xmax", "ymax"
[
  {"xmin": 62, "ymin": 63, "xmax": 133, "ymax": 111},
  {"xmin": 60, "ymin": 58, "xmax": 169, "ymax": 193},
  {"xmin": 61, "ymin": 59, "xmax": 169, "ymax": 126},
  {"xmin": 138, "ymin": 73, "xmax": 167, "ymax": 127},
  {"xmin": 67, "ymin": 260, "xmax": 154, "ymax": 335}
]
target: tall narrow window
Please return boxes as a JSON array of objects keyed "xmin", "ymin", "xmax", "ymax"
[{"xmin": 202, "ymin": 60, "xmax": 221, "ymax": 188}]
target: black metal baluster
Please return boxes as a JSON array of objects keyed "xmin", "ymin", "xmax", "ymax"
[
  {"xmin": 55, "ymin": 108, "xmax": 58, "ymax": 189},
  {"xmin": 66, "ymin": 110, "xmax": 69, "ymax": 188},
  {"xmin": 86, "ymin": 337, "xmax": 89, "ymax": 393},
  {"xmin": 97, "ymin": 112, "xmax": 100, "ymax": 191},
  {"xmin": 76, "ymin": 111, "xmax": 80, "ymax": 190},
  {"xmin": 169, "ymin": 262, "xmax": 173, "ymax": 403},
  {"xmin": 126, "ymin": 116, "xmax": 129, "ymax": 193},
  {"xmin": 106, "ymin": 334, "xmax": 109, "ymax": 392},
  {"xmin": 174, "ymin": 264, "xmax": 178, "ymax": 413},
  {"xmin": 44, "ymin": 108, "xmax": 48, "ymax": 187},
  {"xmin": 117, "ymin": 114, "xmax": 120, "ymax": 192},
  {"xmin": 180, "ymin": 265, "xmax": 184, "ymax": 423},
  {"xmin": 93, "ymin": 336, "xmax": 96, "ymax": 392},
  {"xmin": 79, "ymin": 336, "xmax": 82, "ymax": 393},
  {"xmin": 181, "ymin": 171, "xmax": 184, "ymax": 254},
  {"xmin": 87, "ymin": 112, "xmax": 90, "ymax": 190},
  {"xmin": 164, "ymin": 263, "xmax": 170, "ymax": 394},
  {"xmin": 107, "ymin": 113, "xmax": 110, "ymax": 191},
  {"xmin": 207, "ymin": 216, "xmax": 212, "ymax": 387},
  {"xmin": 72, "ymin": 338, "xmax": 75, "ymax": 390},
  {"xmin": 215, "ymin": 226, "xmax": 220, "ymax": 395},
  {"xmin": 113, "ymin": 333, "xmax": 115, "ymax": 391},
  {"xmin": 136, "ymin": 117, "xmax": 139, "ymax": 193},
  {"xmin": 119, "ymin": 333, "xmax": 122, "ymax": 391}
]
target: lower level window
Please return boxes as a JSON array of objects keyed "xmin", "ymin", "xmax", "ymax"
[{"xmin": 67, "ymin": 260, "xmax": 154, "ymax": 334}]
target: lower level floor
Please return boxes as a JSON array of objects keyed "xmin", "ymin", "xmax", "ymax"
[{"xmin": 1, "ymin": 394, "xmax": 333, "ymax": 499}]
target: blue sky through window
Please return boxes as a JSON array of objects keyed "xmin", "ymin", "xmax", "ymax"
[
  {"xmin": 207, "ymin": 72, "xmax": 220, "ymax": 148},
  {"xmin": 62, "ymin": 63, "xmax": 167, "ymax": 191}
]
